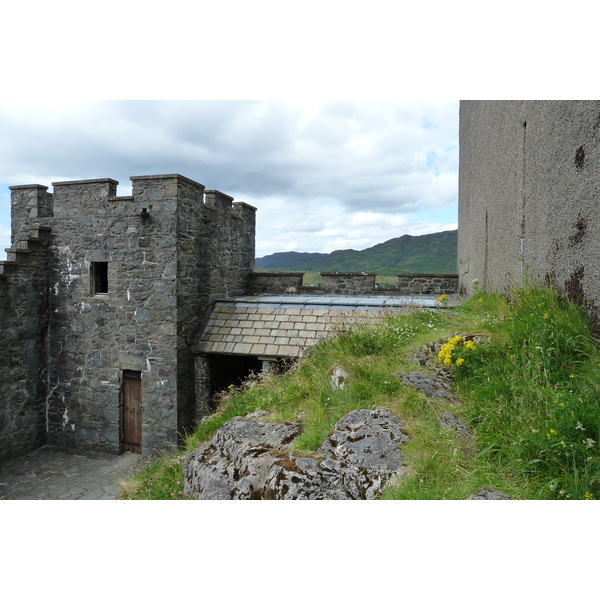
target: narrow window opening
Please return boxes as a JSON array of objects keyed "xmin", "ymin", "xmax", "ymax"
[{"xmin": 91, "ymin": 262, "xmax": 108, "ymax": 295}]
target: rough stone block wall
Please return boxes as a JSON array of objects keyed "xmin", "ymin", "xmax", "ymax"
[
  {"xmin": 43, "ymin": 177, "xmax": 180, "ymax": 454},
  {"xmin": 0, "ymin": 227, "xmax": 51, "ymax": 461},
  {"xmin": 249, "ymin": 272, "xmax": 305, "ymax": 294},
  {"xmin": 10, "ymin": 185, "xmax": 54, "ymax": 243},
  {"xmin": 459, "ymin": 101, "xmax": 600, "ymax": 329},
  {"xmin": 395, "ymin": 274, "xmax": 458, "ymax": 295},
  {"xmin": 249, "ymin": 272, "xmax": 458, "ymax": 296},
  {"xmin": 2, "ymin": 174, "xmax": 257, "ymax": 458},
  {"xmin": 320, "ymin": 272, "xmax": 376, "ymax": 293}
]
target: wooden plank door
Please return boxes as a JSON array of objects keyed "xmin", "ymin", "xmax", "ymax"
[{"xmin": 122, "ymin": 370, "xmax": 142, "ymax": 453}]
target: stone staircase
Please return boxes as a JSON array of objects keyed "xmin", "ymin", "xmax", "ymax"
[{"xmin": 0, "ymin": 225, "xmax": 52, "ymax": 277}]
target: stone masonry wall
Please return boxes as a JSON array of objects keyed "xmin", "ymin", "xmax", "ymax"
[
  {"xmin": 0, "ymin": 227, "xmax": 51, "ymax": 462},
  {"xmin": 10, "ymin": 184, "xmax": 54, "ymax": 243},
  {"xmin": 458, "ymin": 101, "xmax": 600, "ymax": 328},
  {"xmin": 43, "ymin": 177, "xmax": 181, "ymax": 453},
  {"xmin": 320, "ymin": 272, "xmax": 376, "ymax": 293},
  {"xmin": 3, "ymin": 174, "xmax": 256, "ymax": 458},
  {"xmin": 250, "ymin": 272, "xmax": 458, "ymax": 296},
  {"xmin": 250, "ymin": 272, "xmax": 305, "ymax": 294},
  {"xmin": 395, "ymin": 274, "xmax": 458, "ymax": 295}
]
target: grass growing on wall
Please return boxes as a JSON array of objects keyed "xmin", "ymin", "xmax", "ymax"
[{"xmin": 121, "ymin": 285, "xmax": 600, "ymax": 500}]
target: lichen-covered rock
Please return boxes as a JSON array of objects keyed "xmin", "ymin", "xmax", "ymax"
[
  {"xmin": 329, "ymin": 366, "xmax": 350, "ymax": 390},
  {"xmin": 266, "ymin": 408, "xmax": 410, "ymax": 500},
  {"xmin": 183, "ymin": 416, "xmax": 301, "ymax": 499},
  {"xmin": 183, "ymin": 408, "xmax": 409, "ymax": 500},
  {"xmin": 398, "ymin": 371, "xmax": 458, "ymax": 402},
  {"xmin": 437, "ymin": 411, "xmax": 473, "ymax": 441},
  {"xmin": 468, "ymin": 486, "xmax": 512, "ymax": 500},
  {"xmin": 318, "ymin": 408, "xmax": 408, "ymax": 473}
]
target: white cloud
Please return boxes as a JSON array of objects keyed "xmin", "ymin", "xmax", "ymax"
[
  {"xmin": 0, "ymin": 223, "xmax": 10, "ymax": 257},
  {"xmin": 0, "ymin": 100, "xmax": 459, "ymax": 260}
]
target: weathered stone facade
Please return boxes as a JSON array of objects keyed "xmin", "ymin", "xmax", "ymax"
[
  {"xmin": 249, "ymin": 272, "xmax": 305, "ymax": 294},
  {"xmin": 0, "ymin": 226, "xmax": 51, "ymax": 462},
  {"xmin": 1, "ymin": 174, "xmax": 255, "ymax": 459},
  {"xmin": 458, "ymin": 101, "xmax": 600, "ymax": 328},
  {"xmin": 320, "ymin": 272, "xmax": 376, "ymax": 293},
  {"xmin": 395, "ymin": 274, "xmax": 458, "ymax": 295}
]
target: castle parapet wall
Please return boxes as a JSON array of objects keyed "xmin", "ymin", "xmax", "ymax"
[
  {"xmin": 9, "ymin": 184, "xmax": 54, "ymax": 243},
  {"xmin": 249, "ymin": 271, "xmax": 458, "ymax": 295},
  {"xmin": 395, "ymin": 274, "xmax": 458, "ymax": 295},
  {"xmin": 250, "ymin": 272, "xmax": 305, "ymax": 294},
  {"xmin": 320, "ymin": 272, "xmax": 377, "ymax": 293}
]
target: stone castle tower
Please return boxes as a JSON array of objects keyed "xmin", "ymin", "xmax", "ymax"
[{"xmin": 1, "ymin": 174, "xmax": 255, "ymax": 460}]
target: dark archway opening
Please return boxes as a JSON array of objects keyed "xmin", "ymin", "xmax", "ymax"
[{"xmin": 208, "ymin": 354, "xmax": 263, "ymax": 399}]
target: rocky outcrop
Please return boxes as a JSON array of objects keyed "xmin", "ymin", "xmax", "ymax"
[
  {"xmin": 398, "ymin": 371, "xmax": 458, "ymax": 403},
  {"xmin": 183, "ymin": 333, "xmax": 513, "ymax": 500},
  {"xmin": 437, "ymin": 411, "xmax": 473, "ymax": 441},
  {"xmin": 399, "ymin": 341, "xmax": 459, "ymax": 403},
  {"xmin": 183, "ymin": 408, "xmax": 409, "ymax": 500},
  {"xmin": 468, "ymin": 486, "xmax": 511, "ymax": 500}
]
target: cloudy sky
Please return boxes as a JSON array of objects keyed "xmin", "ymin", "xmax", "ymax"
[
  {"xmin": 0, "ymin": 100, "xmax": 458, "ymax": 260},
  {"xmin": 3, "ymin": 0, "xmax": 595, "ymax": 587}
]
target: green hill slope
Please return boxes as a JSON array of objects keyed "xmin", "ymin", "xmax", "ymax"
[{"xmin": 256, "ymin": 230, "xmax": 457, "ymax": 275}]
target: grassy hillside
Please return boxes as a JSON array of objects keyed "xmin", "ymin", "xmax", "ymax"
[
  {"xmin": 121, "ymin": 284, "xmax": 600, "ymax": 500},
  {"xmin": 256, "ymin": 230, "xmax": 457, "ymax": 275}
]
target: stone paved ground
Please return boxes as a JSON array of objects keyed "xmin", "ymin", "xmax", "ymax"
[{"xmin": 0, "ymin": 445, "xmax": 144, "ymax": 500}]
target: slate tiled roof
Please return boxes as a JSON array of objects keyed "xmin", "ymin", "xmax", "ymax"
[{"xmin": 194, "ymin": 295, "xmax": 442, "ymax": 358}]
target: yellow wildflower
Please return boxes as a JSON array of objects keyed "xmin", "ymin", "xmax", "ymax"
[
  {"xmin": 543, "ymin": 312, "xmax": 549, "ymax": 319},
  {"xmin": 464, "ymin": 340, "xmax": 476, "ymax": 350},
  {"xmin": 549, "ymin": 428, "xmax": 558, "ymax": 436},
  {"xmin": 455, "ymin": 358, "xmax": 465, "ymax": 367},
  {"xmin": 585, "ymin": 492, "xmax": 594, "ymax": 500}
]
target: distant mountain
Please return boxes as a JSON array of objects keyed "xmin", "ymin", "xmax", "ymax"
[{"xmin": 256, "ymin": 230, "xmax": 457, "ymax": 275}]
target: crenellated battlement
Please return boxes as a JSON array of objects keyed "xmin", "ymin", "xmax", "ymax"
[{"xmin": 9, "ymin": 184, "xmax": 54, "ymax": 243}]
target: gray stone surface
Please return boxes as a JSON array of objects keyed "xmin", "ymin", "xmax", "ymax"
[
  {"xmin": 250, "ymin": 272, "xmax": 459, "ymax": 297},
  {"xmin": 183, "ymin": 416, "xmax": 302, "ymax": 500},
  {"xmin": 459, "ymin": 101, "xmax": 600, "ymax": 332},
  {"xmin": 398, "ymin": 371, "xmax": 458, "ymax": 402},
  {"xmin": 320, "ymin": 272, "xmax": 377, "ymax": 293},
  {"xmin": 396, "ymin": 274, "xmax": 458, "ymax": 295},
  {"xmin": 329, "ymin": 366, "xmax": 350, "ymax": 390},
  {"xmin": 437, "ymin": 411, "xmax": 473, "ymax": 441},
  {"xmin": 0, "ymin": 445, "xmax": 143, "ymax": 499},
  {"xmin": 183, "ymin": 408, "xmax": 409, "ymax": 500},
  {"xmin": 468, "ymin": 486, "xmax": 512, "ymax": 500},
  {"xmin": 0, "ymin": 226, "xmax": 51, "ymax": 461}
]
